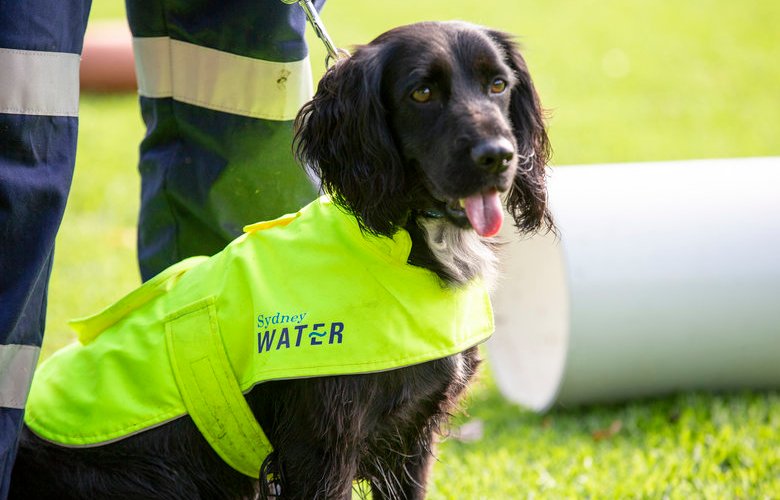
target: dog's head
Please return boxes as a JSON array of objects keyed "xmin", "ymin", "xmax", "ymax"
[{"xmin": 294, "ymin": 21, "xmax": 553, "ymax": 238}]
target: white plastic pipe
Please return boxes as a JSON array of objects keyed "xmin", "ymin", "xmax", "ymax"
[{"xmin": 488, "ymin": 157, "xmax": 780, "ymax": 412}]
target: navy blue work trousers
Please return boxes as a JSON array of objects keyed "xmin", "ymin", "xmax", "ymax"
[
  {"xmin": 0, "ymin": 1, "xmax": 91, "ymax": 495},
  {"xmin": 1, "ymin": 1, "xmax": 320, "ymax": 495}
]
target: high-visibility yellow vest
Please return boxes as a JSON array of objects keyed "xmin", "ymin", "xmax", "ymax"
[{"xmin": 25, "ymin": 197, "xmax": 493, "ymax": 478}]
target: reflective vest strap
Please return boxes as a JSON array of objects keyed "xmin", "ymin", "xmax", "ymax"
[
  {"xmin": 165, "ymin": 298, "xmax": 272, "ymax": 478},
  {"xmin": 133, "ymin": 36, "xmax": 313, "ymax": 121},
  {"xmin": 0, "ymin": 48, "xmax": 80, "ymax": 117},
  {"xmin": 0, "ymin": 344, "xmax": 40, "ymax": 409}
]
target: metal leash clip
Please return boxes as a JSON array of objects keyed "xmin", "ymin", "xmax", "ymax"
[{"xmin": 281, "ymin": 0, "xmax": 349, "ymax": 67}]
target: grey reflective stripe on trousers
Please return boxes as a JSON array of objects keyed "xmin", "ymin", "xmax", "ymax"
[
  {"xmin": 0, "ymin": 345, "xmax": 40, "ymax": 409},
  {"xmin": 133, "ymin": 37, "xmax": 313, "ymax": 121},
  {"xmin": 0, "ymin": 48, "xmax": 80, "ymax": 117}
]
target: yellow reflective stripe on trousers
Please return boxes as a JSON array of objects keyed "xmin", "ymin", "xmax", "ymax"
[
  {"xmin": 165, "ymin": 298, "xmax": 272, "ymax": 478},
  {"xmin": 0, "ymin": 48, "xmax": 80, "ymax": 117},
  {"xmin": 132, "ymin": 37, "xmax": 313, "ymax": 121},
  {"xmin": 0, "ymin": 344, "xmax": 40, "ymax": 409}
]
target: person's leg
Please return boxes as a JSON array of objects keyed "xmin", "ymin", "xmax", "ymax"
[
  {"xmin": 0, "ymin": 1, "xmax": 91, "ymax": 496},
  {"xmin": 126, "ymin": 0, "xmax": 323, "ymax": 281}
]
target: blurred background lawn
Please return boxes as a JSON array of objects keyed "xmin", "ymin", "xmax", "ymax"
[{"xmin": 47, "ymin": 0, "xmax": 779, "ymax": 497}]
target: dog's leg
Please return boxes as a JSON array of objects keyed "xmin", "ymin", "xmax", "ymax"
[
  {"xmin": 268, "ymin": 443, "xmax": 357, "ymax": 500},
  {"xmin": 253, "ymin": 380, "xmax": 363, "ymax": 500},
  {"xmin": 367, "ymin": 434, "xmax": 435, "ymax": 500},
  {"xmin": 365, "ymin": 352, "xmax": 481, "ymax": 500}
]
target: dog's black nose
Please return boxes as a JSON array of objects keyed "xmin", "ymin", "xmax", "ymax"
[{"xmin": 470, "ymin": 138, "xmax": 514, "ymax": 173}]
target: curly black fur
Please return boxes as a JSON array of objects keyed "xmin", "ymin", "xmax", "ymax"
[{"xmin": 11, "ymin": 21, "xmax": 552, "ymax": 500}]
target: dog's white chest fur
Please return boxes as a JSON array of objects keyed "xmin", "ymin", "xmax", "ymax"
[{"xmin": 417, "ymin": 217, "xmax": 499, "ymax": 289}]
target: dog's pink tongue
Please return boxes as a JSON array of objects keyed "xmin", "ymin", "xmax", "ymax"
[{"xmin": 464, "ymin": 188, "xmax": 503, "ymax": 237}]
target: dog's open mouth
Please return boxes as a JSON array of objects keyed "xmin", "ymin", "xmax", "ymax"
[{"xmin": 441, "ymin": 188, "xmax": 504, "ymax": 238}]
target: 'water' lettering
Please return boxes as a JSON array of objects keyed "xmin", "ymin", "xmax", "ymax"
[{"xmin": 257, "ymin": 320, "xmax": 345, "ymax": 354}]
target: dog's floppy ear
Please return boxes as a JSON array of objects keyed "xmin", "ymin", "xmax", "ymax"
[
  {"xmin": 293, "ymin": 49, "xmax": 407, "ymax": 236},
  {"xmin": 488, "ymin": 30, "xmax": 555, "ymax": 235}
]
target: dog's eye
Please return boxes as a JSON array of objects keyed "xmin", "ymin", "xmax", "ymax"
[
  {"xmin": 410, "ymin": 86, "xmax": 432, "ymax": 103},
  {"xmin": 489, "ymin": 78, "xmax": 508, "ymax": 94}
]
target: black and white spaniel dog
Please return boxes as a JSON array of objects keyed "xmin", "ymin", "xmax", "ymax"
[{"xmin": 11, "ymin": 21, "xmax": 552, "ymax": 500}]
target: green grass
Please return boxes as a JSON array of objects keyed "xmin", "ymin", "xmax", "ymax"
[
  {"xmin": 46, "ymin": 1, "xmax": 780, "ymax": 497},
  {"xmin": 434, "ymin": 374, "xmax": 779, "ymax": 498},
  {"xmin": 44, "ymin": 94, "xmax": 143, "ymax": 355}
]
